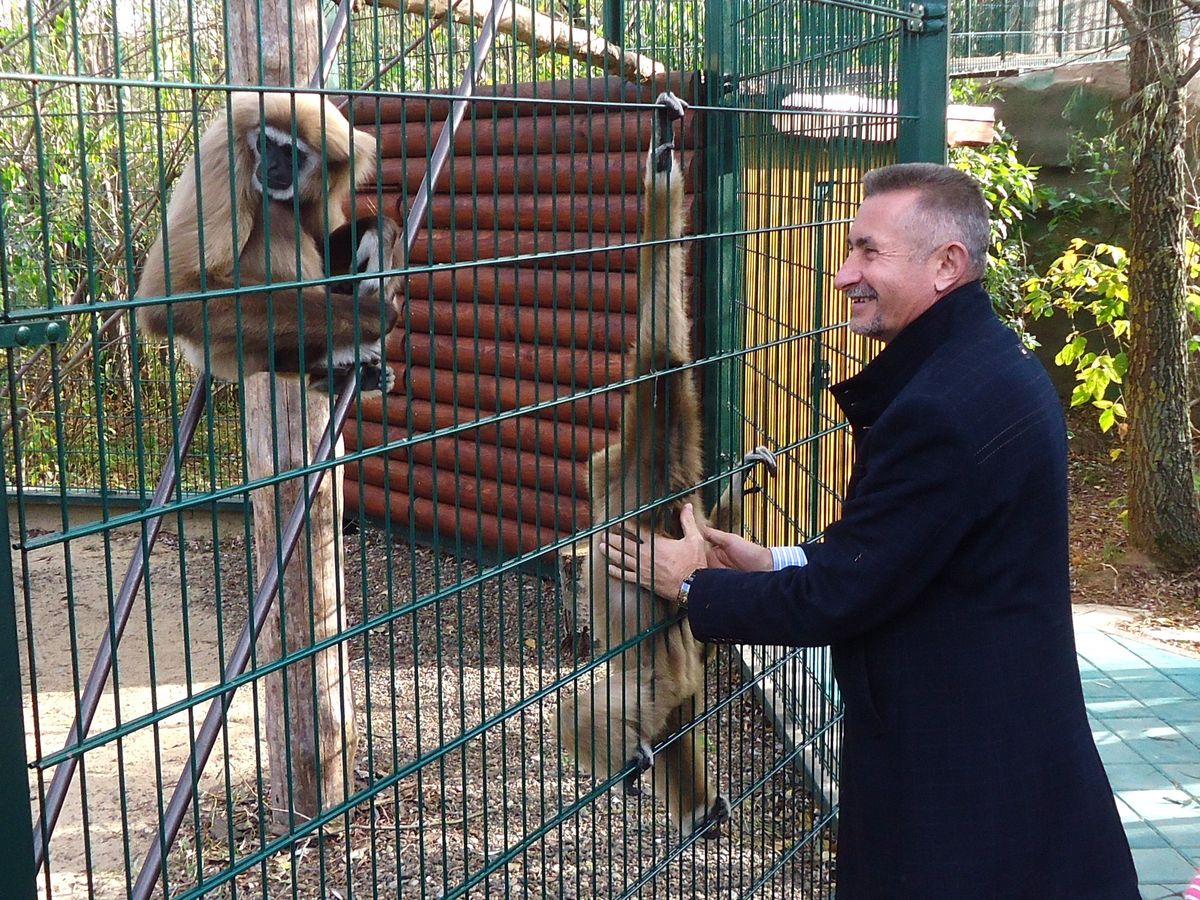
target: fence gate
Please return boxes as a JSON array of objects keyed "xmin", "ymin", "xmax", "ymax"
[{"xmin": 0, "ymin": 0, "xmax": 945, "ymax": 897}]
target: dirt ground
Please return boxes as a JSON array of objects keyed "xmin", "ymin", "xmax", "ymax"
[
  {"xmin": 18, "ymin": 512, "xmax": 827, "ymax": 900},
  {"xmin": 1066, "ymin": 427, "xmax": 1200, "ymax": 657},
  {"xmin": 16, "ymin": 427, "xmax": 1200, "ymax": 899}
]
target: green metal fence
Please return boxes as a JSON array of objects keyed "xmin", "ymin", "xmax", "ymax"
[
  {"xmin": 949, "ymin": 0, "xmax": 1127, "ymax": 74},
  {"xmin": 0, "ymin": 0, "xmax": 945, "ymax": 897}
]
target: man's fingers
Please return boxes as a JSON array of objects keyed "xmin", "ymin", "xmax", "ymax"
[
  {"xmin": 599, "ymin": 541, "xmax": 657, "ymax": 579},
  {"xmin": 609, "ymin": 525, "xmax": 644, "ymax": 546},
  {"xmin": 680, "ymin": 503, "xmax": 700, "ymax": 538},
  {"xmin": 606, "ymin": 563, "xmax": 646, "ymax": 587},
  {"xmin": 701, "ymin": 525, "xmax": 731, "ymax": 546}
]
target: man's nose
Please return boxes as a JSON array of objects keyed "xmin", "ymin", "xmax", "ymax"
[{"xmin": 833, "ymin": 256, "xmax": 858, "ymax": 292}]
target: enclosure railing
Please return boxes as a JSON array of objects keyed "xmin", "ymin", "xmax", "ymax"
[
  {"xmin": 0, "ymin": 0, "xmax": 941, "ymax": 896},
  {"xmin": 950, "ymin": 0, "xmax": 1129, "ymax": 74}
]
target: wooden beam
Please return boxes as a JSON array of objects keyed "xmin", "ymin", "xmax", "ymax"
[{"xmin": 230, "ymin": 0, "xmax": 357, "ymax": 833}]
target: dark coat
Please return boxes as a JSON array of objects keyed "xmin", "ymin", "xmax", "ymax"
[{"xmin": 688, "ymin": 281, "xmax": 1137, "ymax": 898}]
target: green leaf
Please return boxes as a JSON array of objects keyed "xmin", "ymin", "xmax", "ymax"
[{"xmin": 1055, "ymin": 335, "xmax": 1087, "ymax": 366}]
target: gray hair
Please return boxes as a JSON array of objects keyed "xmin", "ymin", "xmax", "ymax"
[{"xmin": 862, "ymin": 163, "xmax": 990, "ymax": 279}]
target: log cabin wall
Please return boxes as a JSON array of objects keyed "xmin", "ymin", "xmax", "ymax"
[{"xmin": 343, "ymin": 75, "xmax": 704, "ymax": 560}]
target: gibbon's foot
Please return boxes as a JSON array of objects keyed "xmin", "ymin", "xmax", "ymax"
[
  {"xmin": 309, "ymin": 361, "xmax": 393, "ymax": 395},
  {"xmin": 650, "ymin": 92, "xmax": 688, "ymax": 175},
  {"xmin": 355, "ymin": 362, "xmax": 395, "ymax": 393},
  {"xmin": 741, "ymin": 445, "xmax": 778, "ymax": 497},
  {"xmin": 623, "ymin": 741, "xmax": 655, "ymax": 797},
  {"xmin": 696, "ymin": 795, "xmax": 731, "ymax": 840}
]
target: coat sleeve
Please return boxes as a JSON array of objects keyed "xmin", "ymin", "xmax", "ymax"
[{"xmin": 688, "ymin": 397, "xmax": 980, "ymax": 646}]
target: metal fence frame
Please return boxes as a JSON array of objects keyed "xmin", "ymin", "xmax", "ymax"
[{"xmin": 0, "ymin": 0, "xmax": 948, "ymax": 896}]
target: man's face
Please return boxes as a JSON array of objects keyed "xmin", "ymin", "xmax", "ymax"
[{"xmin": 834, "ymin": 189, "xmax": 942, "ymax": 344}]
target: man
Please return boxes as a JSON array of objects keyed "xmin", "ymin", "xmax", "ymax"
[{"xmin": 601, "ymin": 163, "xmax": 1138, "ymax": 897}]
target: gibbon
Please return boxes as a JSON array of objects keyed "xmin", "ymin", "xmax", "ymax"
[
  {"xmin": 136, "ymin": 91, "xmax": 401, "ymax": 391},
  {"xmin": 559, "ymin": 92, "xmax": 776, "ymax": 839}
]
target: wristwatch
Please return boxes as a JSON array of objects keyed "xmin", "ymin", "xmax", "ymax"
[{"xmin": 676, "ymin": 570, "xmax": 697, "ymax": 613}]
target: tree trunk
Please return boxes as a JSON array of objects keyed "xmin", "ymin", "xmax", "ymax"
[
  {"xmin": 1125, "ymin": 0, "xmax": 1200, "ymax": 569},
  {"xmin": 229, "ymin": 1, "xmax": 359, "ymax": 829}
]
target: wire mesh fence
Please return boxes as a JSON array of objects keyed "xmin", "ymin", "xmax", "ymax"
[
  {"xmin": 949, "ymin": 0, "xmax": 1128, "ymax": 75},
  {"xmin": 0, "ymin": 0, "xmax": 926, "ymax": 896}
]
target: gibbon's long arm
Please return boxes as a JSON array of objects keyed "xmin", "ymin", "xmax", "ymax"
[
  {"xmin": 560, "ymin": 92, "xmax": 733, "ymax": 841},
  {"xmin": 560, "ymin": 92, "xmax": 778, "ymax": 840}
]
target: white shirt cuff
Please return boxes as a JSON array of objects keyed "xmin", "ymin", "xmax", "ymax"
[{"xmin": 769, "ymin": 545, "xmax": 809, "ymax": 570}]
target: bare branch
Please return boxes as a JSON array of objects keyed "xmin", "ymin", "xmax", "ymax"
[
  {"xmin": 1106, "ymin": 0, "xmax": 1142, "ymax": 36},
  {"xmin": 0, "ymin": 0, "xmax": 70, "ymax": 59},
  {"xmin": 394, "ymin": 0, "xmax": 666, "ymax": 83},
  {"xmin": 1178, "ymin": 53, "xmax": 1200, "ymax": 86}
]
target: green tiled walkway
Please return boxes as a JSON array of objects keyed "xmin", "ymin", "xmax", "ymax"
[{"xmin": 1077, "ymin": 620, "xmax": 1200, "ymax": 899}]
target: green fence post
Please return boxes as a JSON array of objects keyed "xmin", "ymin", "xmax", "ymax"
[
  {"xmin": 605, "ymin": 0, "xmax": 624, "ymax": 47},
  {"xmin": 808, "ymin": 180, "xmax": 834, "ymax": 539},
  {"xmin": 702, "ymin": 0, "xmax": 745, "ymax": 499},
  {"xmin": 897, "ymin": 2, "xmax": 949, "ymax": 163},
  {"xmin": 0, "ymin": 481, "xmax": 37, "ymax": 899}
]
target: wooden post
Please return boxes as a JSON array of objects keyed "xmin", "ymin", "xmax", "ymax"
[{"xmin": 229, "ymin": 0, "xmax": 358, "ymax": 829}]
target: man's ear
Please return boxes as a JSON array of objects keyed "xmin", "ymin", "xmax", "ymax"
[{"xmin": 932, "ymin": 241, "xmax": 972, "ymax": 293}]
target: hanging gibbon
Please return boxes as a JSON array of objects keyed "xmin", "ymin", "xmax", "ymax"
[
  {"xmin": 136, "ymin": 90, "xmax": 401, "ymax": 392},
  {"xmin": 559, "ymin": 92, "xmax": 777, "ymax": 839}
]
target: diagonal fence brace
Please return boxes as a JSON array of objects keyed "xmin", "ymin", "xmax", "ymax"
[
  {"xmin": 130, "ymin": 0, "xmax": 514, "ymax": 895},
  {"xmin": 31, "ymin": 375, "xmax": 210, "ymax": 873},
  {"xmin": 33, "ymin": 0, "xmax": 359, "ymax": 881}
]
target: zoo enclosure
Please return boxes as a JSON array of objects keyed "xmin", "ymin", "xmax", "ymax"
[
  {"xmin": 950, "ymin": 0, "xmax": 1130, "ymax": 73},
  {"xmin": 0, "ymin": 0, "xmax": 946, "ymax": 897}
]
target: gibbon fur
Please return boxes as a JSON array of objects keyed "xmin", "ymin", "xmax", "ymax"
[
  {"xmin": 136, "ymin": 91, "xmax": 401, "ymax": 391},
  {"xmin": 559, "ymin": 92, "xmax": 775, "ymax": 840}
]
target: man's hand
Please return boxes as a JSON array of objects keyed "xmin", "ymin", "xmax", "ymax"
[
  {"xmin": 702, "ymin": 525, "xmax": 773, "ymax": 572},
  {"xmin": 599, "ymin": 503, "xmax": 709, "ymax": 603}
]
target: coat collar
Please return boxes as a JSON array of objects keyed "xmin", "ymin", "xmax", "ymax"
[{"xmin": 829, "ymin": 280, "xmax": 994, "ymax": 429}]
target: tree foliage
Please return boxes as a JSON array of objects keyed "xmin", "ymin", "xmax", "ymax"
[{"xmin": 951, "ymin": 127, "xmax": 1046, "ymax": 335}]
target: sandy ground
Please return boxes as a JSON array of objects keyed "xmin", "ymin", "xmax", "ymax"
[{"xmin": 16, "ymin": 519, "xmax": 262, "ymax": 900}]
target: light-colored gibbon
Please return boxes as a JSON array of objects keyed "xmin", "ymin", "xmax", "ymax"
[
  {"xmin": 136, "ymin": 91, "xmax": 401, "ymax": 392},
  {"xmin": 559, "ymin": 93, "xmax": 777, "ymax": 839}
]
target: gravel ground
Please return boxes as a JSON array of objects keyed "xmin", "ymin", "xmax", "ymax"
[{"xmin": 160, "ymin": 524, "xmax": 835, "ymax": 899}]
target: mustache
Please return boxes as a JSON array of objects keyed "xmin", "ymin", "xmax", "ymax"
[{"xmin": 847, "ymin": 290, "xmax": 878, "ymax": 300}]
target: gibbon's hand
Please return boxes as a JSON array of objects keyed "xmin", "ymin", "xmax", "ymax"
[
  {"xmin": 702, "ymin": 526, "xmax": 773, "ymax": 572},
  {"xmin": 599, "ymin": 503, "xmax": 709, "ymax": 604}
]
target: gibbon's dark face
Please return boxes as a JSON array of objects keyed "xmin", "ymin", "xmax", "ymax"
[{"xmin": 248, "ymin": 125, "xmax": 318, "ymax": 202}]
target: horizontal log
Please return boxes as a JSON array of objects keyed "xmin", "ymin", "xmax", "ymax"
[
  {"xmin": 405, "ymin": 267, "xmax": 642, "ymax": 315},
  {"xmin": 345, "ymin": 481, "xmax": 562, "ymax": 557},
  {"xmin": 409, "ymin": 229, "xmax": 638, "ymax": 271},
  {"xmin": 374, "ymin": 110, "xmax": 699, "ymax": 159},
  {"xmin": 397, "ymin": 332, "xmax": 623, "ymax": 387},
  {"xmin": 374, "ymin": 151, "xmax": 696, "ymax": 195},
  {"xmin": 403, "ymin": 367, "xmax": 624, "ymax": 430},
  {"xmin": 351, "ymin": 456, "xmax": 588, "ymax": 533},
  {"xmin": 405, "ymin": 297, "xmax": 635, "ymax": 352},
  {"xmin": 353, "ymin": 193, "xmax": 655, "ymax": 234},
  {"xmin": 345, "ymin": 74, "xmax": 698, "ymax": 123},
  {"xmin": 407, "ymin": 229, "xmax": 699, "ymax": 275},
  {"xmin": 357, "ymin": 396, "xmax": 616, "ymax": 461},
  {"xmin": 345, "ymin": 420, "xmax": 591, "ymax": 497}
]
